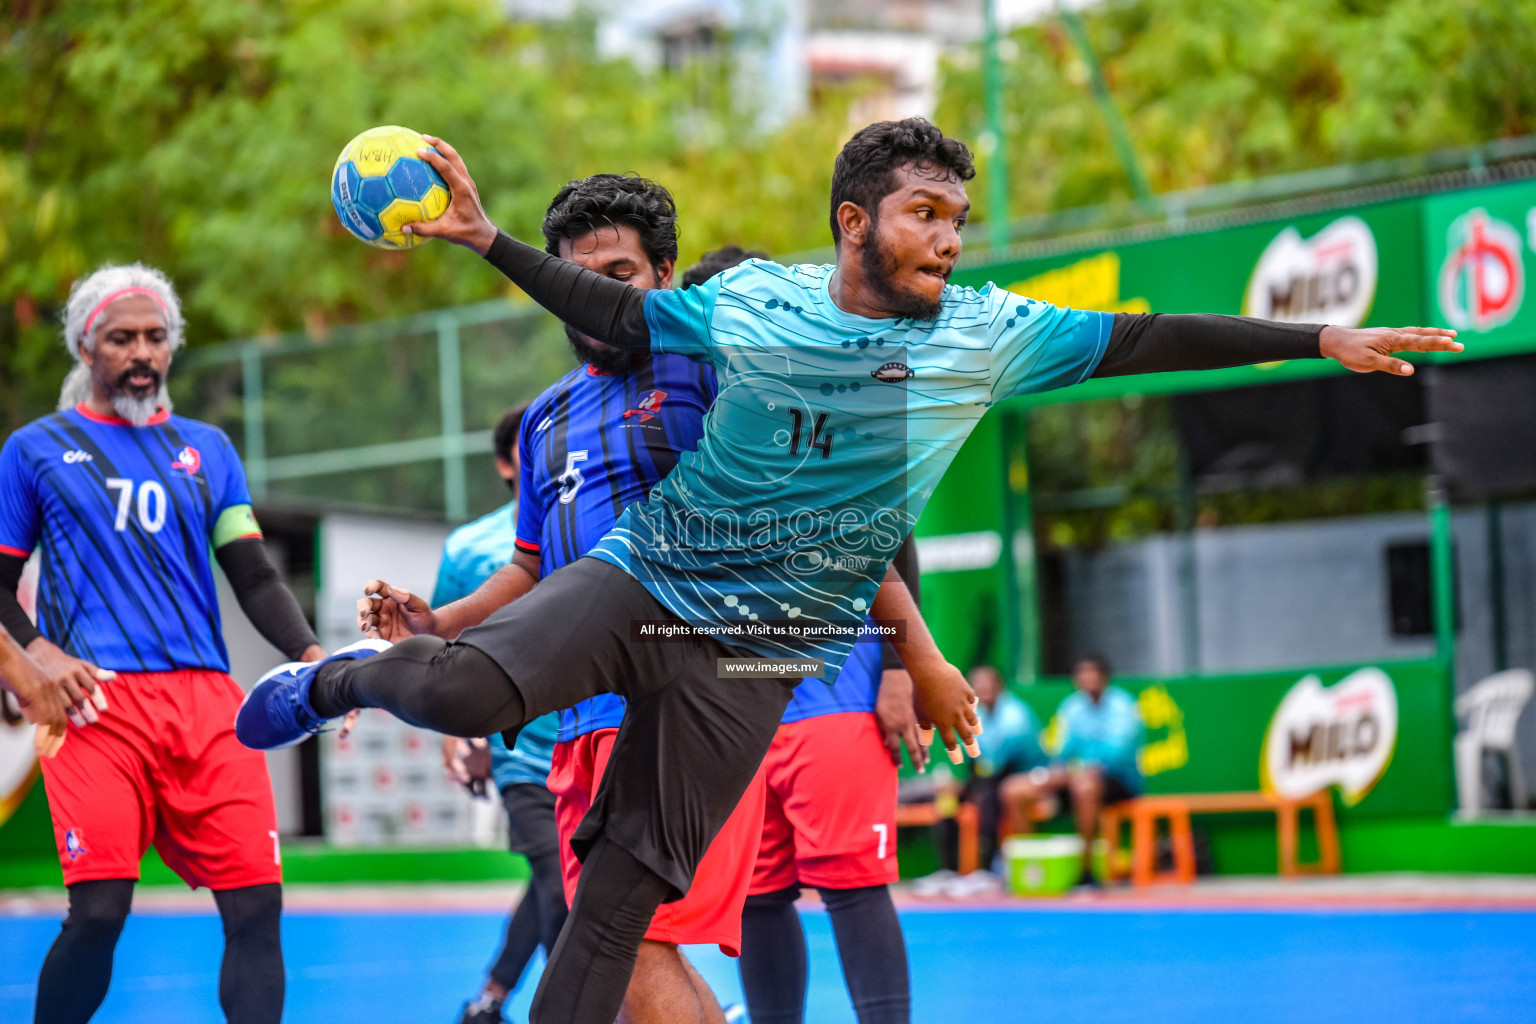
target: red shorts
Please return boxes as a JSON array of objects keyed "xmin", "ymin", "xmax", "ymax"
[
  {"xmin": 751, "ymin": 711, "xmax": 898, "ymax": 895},
  {"xmin": 40, "ymin": 669, "xmax": 282, "ymax": 890},
  {"xmin": 548, "ymin": 728, "xmax": 766, "ymax": 956}
]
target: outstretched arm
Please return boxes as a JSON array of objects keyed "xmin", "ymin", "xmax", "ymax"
[
  {"xmin": 401, "ymin": 137, "xmax": 650, "ymax": 351},
  {"xmin": 1092, "ymin": 313, "xmax": 1461, "ymax": 378}
]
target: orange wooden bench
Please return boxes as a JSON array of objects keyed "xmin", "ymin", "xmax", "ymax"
[
  {"xmin": 895, "ymin": 801, "xmax": 980, "ymax": 875},
  {"xmin": 1100, "ymin": 791, "xmax": 1341, "ymax": 887}
]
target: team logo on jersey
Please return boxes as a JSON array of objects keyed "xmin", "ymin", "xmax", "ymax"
[
  {"xmin": 871, "ymin": 362, "xmax": 914, "ymax": 383},
  {"xmin": 61, "ymin": 450, "xmax": 93, "ymax": 464},
  {"xmin": 64, "ymin": 828, "xmax": 88, "ymax": 860},
  {"xmin": 171, "ymin": 445, "xmax": 202, "ymax": 476},
  {"xmin": 623, "ymin": 390, "xmax": 668, "ymax": 423}
]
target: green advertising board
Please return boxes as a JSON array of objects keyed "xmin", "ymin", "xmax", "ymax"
[
  {"xmin": 1017, "ymin": 659, "xmax": 1453, "ymax": 819},
  {"xmin": 948, "ymin": 195, "xmax": 1431, "ymax": 403},
  {"xmin": 1423, "ymin": 179, "xmax": 1536, "ymax": 360}
]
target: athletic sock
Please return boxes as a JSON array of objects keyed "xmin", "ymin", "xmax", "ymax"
[
  {"xmin": 34, "ymin": 878, "xmax": 134, "ymax": 1024},
  {"xmin": 820, "ymin": 884, "xmax": 911, "ymax": 1024},
  {"xmin": 213, "ymin": 883, "xmax": 285, "ymax": 1024},
  {"xmin": 310, "ymin": 635, "xmax": 527, "ymax": 736},
  {"xmin": 528, "ymin": 835, "xmax": 673, "ymax": 1024},
  {"xmin": 738, "ymin": 886, "xmax": 809, "ymax": 1024}
]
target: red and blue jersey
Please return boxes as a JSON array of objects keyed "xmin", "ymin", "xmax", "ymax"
[
  {"xmin": 515, "ymin": 356, "xmax": 717, "ymax": 742},
  {"xmin": 0, "ymin": 405, "xmax": 255, "ymax": 674}
]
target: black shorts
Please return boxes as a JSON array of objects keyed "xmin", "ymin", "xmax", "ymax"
[
  {"xmin": 457, "ymin": 556, "xmax": 794, "ymax": 898},
  {"xmin": 501, "ymin": 782, "xmax": 560, "ymax": 861}
]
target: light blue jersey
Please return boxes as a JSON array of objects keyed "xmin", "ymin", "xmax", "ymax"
[
  {"xmin": 1054, "ymin": 686, "xmax": 1143, "ymax": 790},
  {"xmin": 589, "ymin": 260, "xmax": 1110, "ymax": 682},
  {"xmin": 973, "ymin": 691, "xmax": 1044, "ymax": 779},
  {"xmin": 431, "ymin": 499, "xmax": 559, "ymax": 790}
]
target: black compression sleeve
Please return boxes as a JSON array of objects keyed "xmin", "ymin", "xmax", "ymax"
[
  {"xmin": 1092, "ymin": 312, "xmax": 1324, "ymax": 378},
  {"xmin": 483, "ymin": 230, "xmax": 651, "ymax": 350},
  {"xmin": 0, "ymin": 554, "xmax": 39, "ymax": 650},
  {"xmin": 881, "ymin": 532, "xmax": 920, "ymax": 672},
  {"xmin": 214, "ymin": 539, "xmax": 319, "ymax": 661}
]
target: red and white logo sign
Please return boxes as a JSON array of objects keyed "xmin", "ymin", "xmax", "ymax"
[
  {"xmin": 171, "ymin": 445, "xmax": 202, "ymax": 476},
  {"xmin": 1439, "ymin": 208, "xmax": 1525, "ymax": 332},
  {"xmin": 623, "ymin": 390, "xmax": 667, "ymax": 423},
  {"xmin": 1244, "ymin": 216, "xmax": 1378, "ymax": 327}
]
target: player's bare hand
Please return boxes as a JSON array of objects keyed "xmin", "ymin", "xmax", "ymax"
[
  {"xmin": 1320, "ymin": 325, "xmax": 1461, "ymax": 376},
  {"xmin": 406, "ymin": 136, "xmax": 498, "ymax": 255},
  {"xmin": 443, "ymin": 736, "xmax": 490, "ymax": 796},
  {"xmin": 26, "ymin": 639, "xmax": 111, "ymax": 729},
  {"xmin": 875, "ymin": 668, "xmax": 929, "ymax": 773},
  {"xmin": 909, "ymin": 660, "xmax": 980, "ymax": 766},
  {"xmin": 1, "ymin": 643, "xmax": 72, "ymax": 757},
  {"xmin": 358, "ymin": 580, "xmax": 437, "ymax": 641},
  {"xmin": 337, "ymin": 709, "xmax": 361, "ymax": 739}
]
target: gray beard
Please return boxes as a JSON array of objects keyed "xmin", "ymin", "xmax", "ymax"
[{"xmin": 111, "ymin": 385, "xmax": 171, "ymax": 425}]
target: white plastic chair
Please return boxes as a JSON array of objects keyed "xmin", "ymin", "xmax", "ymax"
[{"xmin": 1454, "ymin": 669, "xmax": 1534, "ymax": 814}]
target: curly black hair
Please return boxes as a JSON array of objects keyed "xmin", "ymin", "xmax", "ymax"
[
  {"xmin": 828, "ymin": 118, "xmax": 976, "ymax": 244},
  {"xmin": 492, "ymin": 402, "xmax": 530, "ymax": 464},
  {"xmin": 680, "ymin": 245, "xmax": 770, "ymax": 288},
  {"xmin": 541, "ymin": 173, "xmax": 679, "ymax": 272}
]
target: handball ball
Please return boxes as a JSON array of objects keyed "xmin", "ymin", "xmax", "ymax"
[{"xmin": 331, "ymin": 126, "xmax": 449, "ymax": 249}]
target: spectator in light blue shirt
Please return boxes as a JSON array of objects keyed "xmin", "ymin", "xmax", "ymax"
[
  {"xmin": 932, "ymin": 664, "xmax": 1044, "ymax": 872},
  {"xmin": 1001, "ymin": 654, "xmax": 1142, "ymax": 887}
]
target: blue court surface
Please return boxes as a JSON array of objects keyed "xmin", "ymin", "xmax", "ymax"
[{"xmin": 2, "ymin": 903, "xmax": 1533, "ymax": 1023}]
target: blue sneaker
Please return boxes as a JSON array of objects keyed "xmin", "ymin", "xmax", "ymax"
[{"xmin": 235, "ymin": 639, "xmax": 392, "ymax": 750}]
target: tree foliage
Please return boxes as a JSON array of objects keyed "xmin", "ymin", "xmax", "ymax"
[
  {"xmin": 0, "ymin": 0, "xmax": 850, "ymax": 428},
  {"xmin": 939, "ymin": 0, "xmax": 1536, "ymax": 221}
]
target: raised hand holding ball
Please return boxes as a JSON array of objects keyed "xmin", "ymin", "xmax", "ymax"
[{"xmin": 331, "ymin": 126, "xmax": 450, "ymax": 249}]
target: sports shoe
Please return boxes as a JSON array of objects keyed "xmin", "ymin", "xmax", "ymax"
[
  {"xmin": 457, "ymin": 993, "xmax": 506, "ymax": 1024},
  {"xmin": 234, "ymin": 639, "xmax": 392, "ymax": 750}
]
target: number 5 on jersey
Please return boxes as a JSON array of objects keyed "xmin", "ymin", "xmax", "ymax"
[
  {"xmin": 557, "ymin": 451, "xmax": 588, "ymax": 505},
  {"xmin": 106, "ymin": 478, "xmax": 167, "ymax": 534}
]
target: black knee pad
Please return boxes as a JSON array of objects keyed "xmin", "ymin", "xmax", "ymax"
[
  {"xmin": 214, "ymin": 883, "xmax": 283, "ymax": 938},
  {"xmin": 64, "ymin": 879, "xmax": 134, "ymax": 935}
]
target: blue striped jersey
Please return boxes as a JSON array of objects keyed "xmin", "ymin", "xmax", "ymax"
[
  {"xmin": 515, "ymin": 355, "xmax": 717, "ymax": 742},
  {"xmin": 0, "ymin": 405, "xmax": 254, "ymax": 673},
  {"xmin": 590, "ymin": 261, "xmax": 1110, "ymax": 682}
]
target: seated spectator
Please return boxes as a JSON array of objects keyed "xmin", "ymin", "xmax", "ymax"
[
  {"xmin": 930, "ymin": 664, "xmax": 1044, "ymax": 872},
  {"xmin": 1000, "ymin": 654, "xmax": 1142, "ymax": 887}
]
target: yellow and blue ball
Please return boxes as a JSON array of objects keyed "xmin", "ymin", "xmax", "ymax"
[{"xmin": 331, "ymin": 126, "xmax": 450, "ymax": 249}]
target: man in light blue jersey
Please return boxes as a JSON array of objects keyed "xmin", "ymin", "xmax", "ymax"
[
  {"xmin": 434, "ymin": 404, "xmax": 568, "ymax": 1024},
  {"xmin": 1004, "ymin": 654, "xmax": 1141, "ymax": 886},
  {"xmin": 240, "ymin": 119, "xmax": 1462, "ymax": 1024}
]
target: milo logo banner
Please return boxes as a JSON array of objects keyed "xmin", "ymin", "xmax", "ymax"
[
  {"xmin": 1260, "ymin": 667, "xmax": 1398, "ymax": 805},
  {"xmin": 1015, "ymin": 660, "xmax": 1449, "ymax": 818}
]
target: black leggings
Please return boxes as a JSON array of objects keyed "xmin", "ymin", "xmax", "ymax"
[
  {"xmin": 527, "ymin": 835, "xmax": 673, "ymax": 1024},
  {"xmin": 489, "ymin": 785, "xmax": 569, "ymax": 991},
  {"xmin": 312, "ymin": 635, "xmax": 525, "ymax": 736},
  {"xmin": 739, "ymin": 884, "xmax": 910, "ymax": 1024},
  {"xmin": 35, "ymin": 879, "xmax": 284, "ymax": 1024}
]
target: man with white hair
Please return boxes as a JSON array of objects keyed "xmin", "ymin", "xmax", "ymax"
[{"xmin": 0, "ymin": 263, "xmax": 325, "ymax": 1024}]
